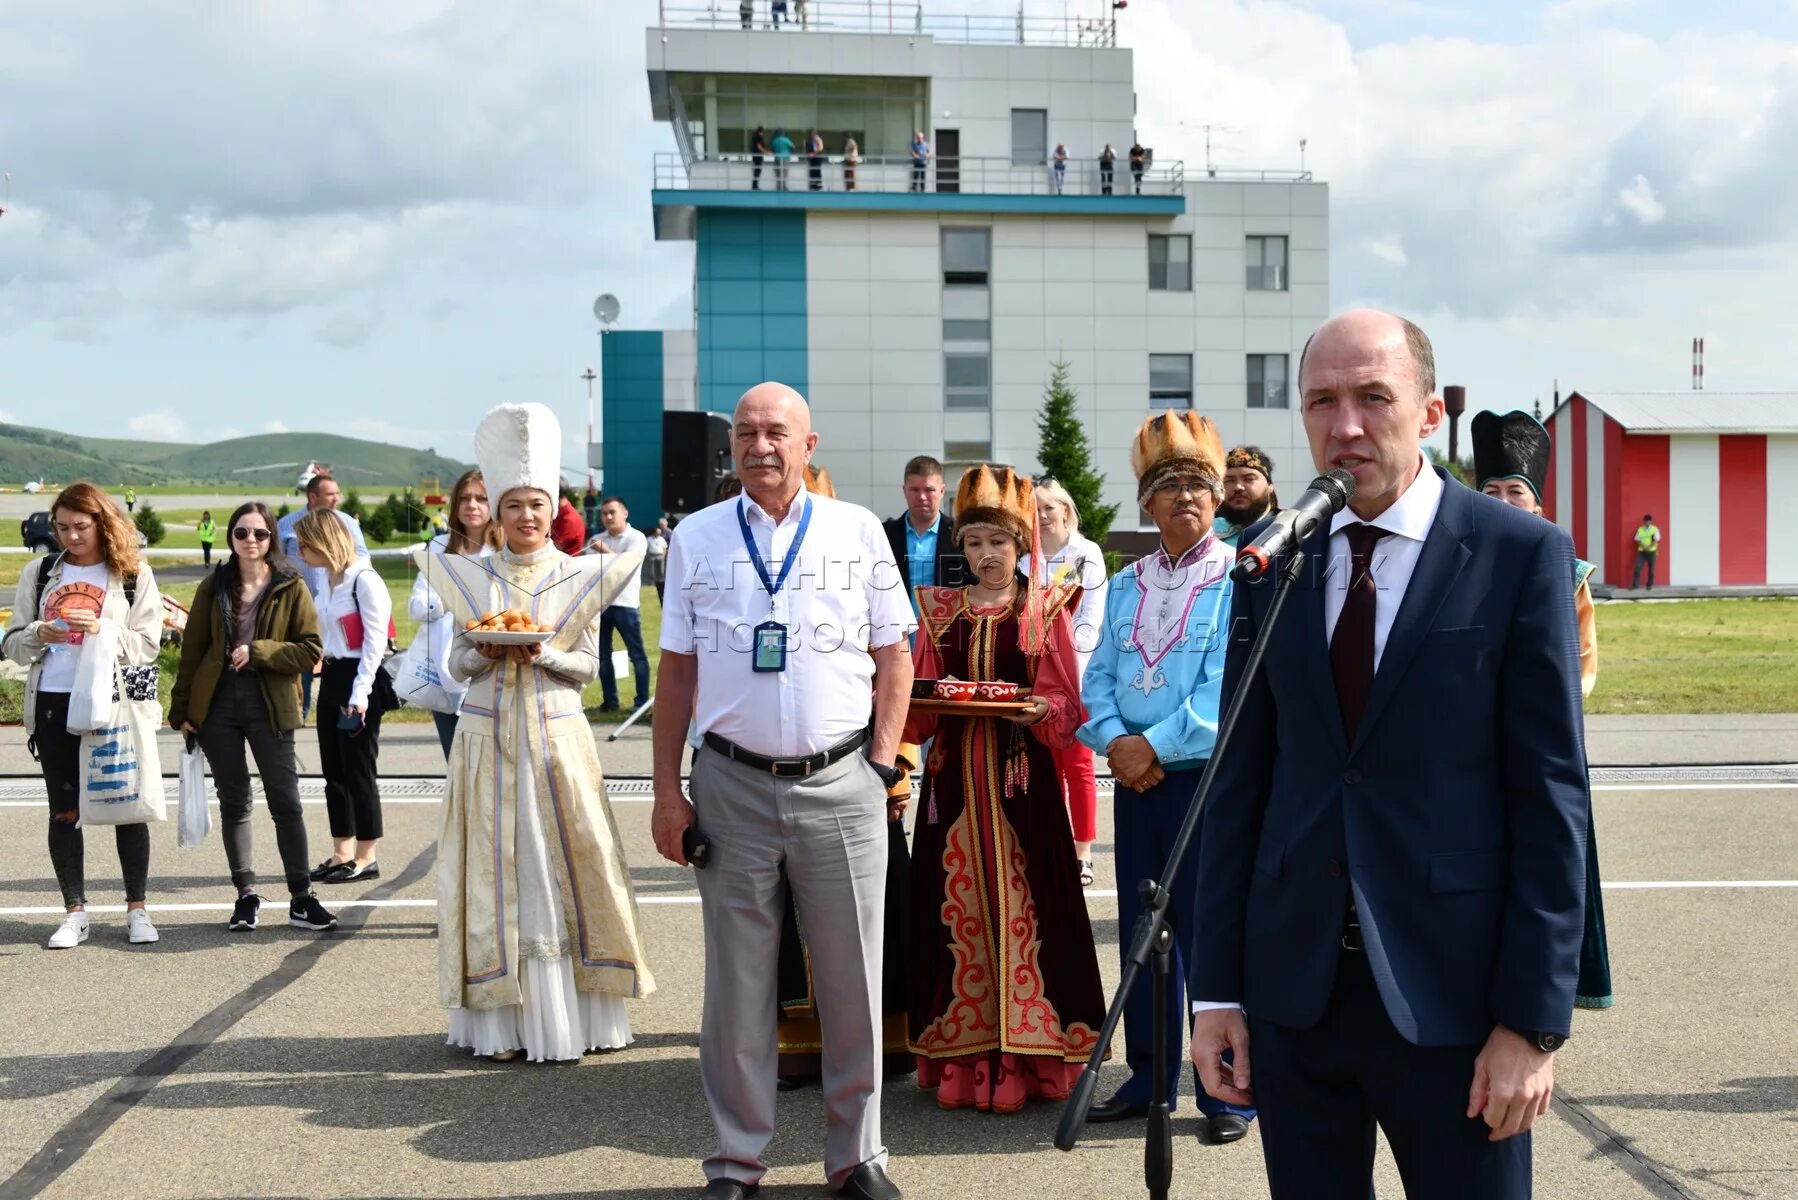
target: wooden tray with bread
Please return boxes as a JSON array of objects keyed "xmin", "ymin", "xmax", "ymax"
[{"xmin": 907, "ymin": 678, "xmax": 1036, "ymax": 717}]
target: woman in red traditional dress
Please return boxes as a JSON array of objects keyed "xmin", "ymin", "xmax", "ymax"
[{"xmin": 903, "ymin": 464, "xmax": 1106, "ymax": 1113}]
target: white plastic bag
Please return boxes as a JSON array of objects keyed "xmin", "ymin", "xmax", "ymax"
[
  {"xmin": 65, "ymin": 620, "xmax": 121, "ymax": 733},
  {"xmin": 77, "ymin": 698, "xmax": 167, "ymax": 826},
  {"xmin": 388, "ymin": 619, "xmax": 457, "ymax": 713},
  {"xmin": 177, "ymin": 743, "xmax": 212, "ymax": 849}
]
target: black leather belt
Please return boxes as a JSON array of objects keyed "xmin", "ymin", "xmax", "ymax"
[{"xmin": 703, "ymin": 729, "xmax": 868, "ymax": 778}]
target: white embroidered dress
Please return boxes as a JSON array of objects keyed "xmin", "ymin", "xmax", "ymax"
[{"xmin": 428, "ymin": 542, "xmax": 655, "ymax": 1062}]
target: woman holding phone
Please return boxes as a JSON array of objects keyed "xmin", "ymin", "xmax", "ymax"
[
  {"xmin": 3, "ymin": 483, "xmax": 165, "ymax": 949},
  {"xmin": 293, "ymin": 509, "xmax": 393, "ymax": 885}
]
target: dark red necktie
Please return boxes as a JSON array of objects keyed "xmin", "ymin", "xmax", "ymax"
[{"xmin": 1330, "ymin": 523, "xmax": 1390, "ymax": 743}]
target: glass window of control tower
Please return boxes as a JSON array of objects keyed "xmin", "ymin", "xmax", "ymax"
[{"xmin": 672, "ymin": 74, "xmax": 926, "ymax": 160}]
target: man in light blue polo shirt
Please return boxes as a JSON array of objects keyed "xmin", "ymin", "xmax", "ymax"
[{"xmin": 881, "ymin": 455, "xmax": 965, "ymax": 611}]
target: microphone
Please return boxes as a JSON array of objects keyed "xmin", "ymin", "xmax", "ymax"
[{"xmin": 1231, "ymin": 469, "xmax": 1356, "ymax": 581}]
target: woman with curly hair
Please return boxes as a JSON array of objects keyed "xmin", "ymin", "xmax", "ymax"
[{"xmin": 3, "ymin": 482, "xmax": 165, "ymax": 949}]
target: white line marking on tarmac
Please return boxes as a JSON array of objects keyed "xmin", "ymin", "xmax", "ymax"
[
  {"xmin": 0, "ymin": 782, "xmax": 1793, "ymax": 811},
  {"xmin": 2, "ymin": 881, "xmax": 1794, "ymax": 917}
]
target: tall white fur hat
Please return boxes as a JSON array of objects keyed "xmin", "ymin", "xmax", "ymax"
[{"xmin": 475, "ymin": 403, "xmax": 563, "ymax": 500}]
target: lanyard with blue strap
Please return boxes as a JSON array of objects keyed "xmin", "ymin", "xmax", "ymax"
[{"xmin": 737, "ymin": 493, "xmax": 813, "ymax": 672}]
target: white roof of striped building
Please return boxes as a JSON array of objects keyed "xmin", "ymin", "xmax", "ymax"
[{"xmin": 1570, "ymin": 391, "xmax": 1798, "ymax": 434}]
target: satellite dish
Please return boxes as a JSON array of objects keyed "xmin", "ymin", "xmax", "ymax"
[{"xmin": 593, "ymin": 293, "xmax": 620, "ymax": 328}]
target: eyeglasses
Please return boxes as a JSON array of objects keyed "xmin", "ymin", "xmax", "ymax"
[
  {"xmin": 232, "ymin": 528, "xmax": 272, "ymax": 542},
  {"xmin": 1151, "ymin": 479, "xmax": 1207, "ymax": 498}
]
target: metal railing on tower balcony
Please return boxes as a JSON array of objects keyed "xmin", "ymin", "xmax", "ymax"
[
  {"xmin": 656, "ymin": 0, "xmax": 1120, "ymax": 47},
  {"xmin": 655, "ymin": 151, "xmax": 1185, "ymax": 197}
]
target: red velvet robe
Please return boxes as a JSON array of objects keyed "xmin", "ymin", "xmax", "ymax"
[{"xmin": 903, "ymin": 586, "xmax": 1106, "ymax": 1112}]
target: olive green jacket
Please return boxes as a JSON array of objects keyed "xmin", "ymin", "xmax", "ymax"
[{"xmin": 169, "ymin": 564, "xmax": 321, "ymax": 734}]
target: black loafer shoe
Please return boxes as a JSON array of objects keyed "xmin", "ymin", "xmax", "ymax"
[
  {"xmin": 1198, "ymin": 1113, "xmax": 1252, "ymax": 1144},
  {"xmin": 837, "ymin": 1162, "xmax": 901, "ymax": 1200},
  {"xmin": 317, "ymin": 861, "xmax": 359, "ymax": 884},
  {"xmin": 308, "ymin": 857, "xmax": 349, "ymax": 882},
  {"xmin": 339, "ymin": 861, "xmax": 379, "ymax": 882},
  {"xmin": 1086, "ymin": 1093, "xmax": 1149, "ymax": 1124},
  {"xmin": 699, "ymin": 1180, "xmax": 759, "ymax": 1200}
]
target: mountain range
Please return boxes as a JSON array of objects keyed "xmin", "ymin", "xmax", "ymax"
[{"xmin": 0, "ymin": 424, "xmax": 470, "ymax": 489}]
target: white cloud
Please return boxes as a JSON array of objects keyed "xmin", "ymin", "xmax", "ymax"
[
  {"xmin": 264, "ymin": 419, "xmax": 290, "ymax": 434},
  {"xmin": 129, "ymin": 409, "xmax": 190, "ymax": 443},
  {"xmin": 1544, "ymin": 0, "xmax": 1636, "ymax": 23},
  {"xmin": 1367, "ymin": 234, "xmax": 1408, "ymax": 265},
  {"xmin": 1616, "ymin": 174, "xmax": 1667, "ymax": 225}
]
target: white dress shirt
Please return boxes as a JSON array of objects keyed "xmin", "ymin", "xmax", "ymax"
[
  {"xmin": 661, "ymin": 487, "xmax": 916, "ymax": 758},
  {"xmin": 589, "ymin": 526, "xmax": 648, "ymax": 610},
  {"xmin": 1194, "ymin": 458, "xmax": 1445, "ymax": 1016},
  {"xmin": 316, "ymin": 558, "xmax": 393, "ymax": 711}
]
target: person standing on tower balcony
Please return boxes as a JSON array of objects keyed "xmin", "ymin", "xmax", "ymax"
[
  {"xmin": 751, "ymin": 125, "xmax": 769, "ymax": 190},
  {"xmin": 1099, "ymin": 143, "xmax": 1117, "ymax": 195},
  {"xmin": 843, "ymin": 136, "xmax": 860, "ymax": 192},
  {"xmin": 807, "ymin": 129, "xmax": 826, "ymax": 191},
  {"xmin": 1051, "ymin": 144, "xmax": 1068, "ymax": 194},
  {"xmin": 772, "ymin": 127, "xmax": 794, "ymax": 191},
  {"xmin": 910, "ymin": 131, "xmax": 931, "ymax": 193}
]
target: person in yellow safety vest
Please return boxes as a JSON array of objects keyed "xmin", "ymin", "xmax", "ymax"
[
  {"xmin": 196, "ymin": 510, "xmax": 218, "ymax": 567},
  {"xmin": 124, "ymin": 486, "xmax": 138, "ymax": 513},
  {"xmin": 1630, "ymin": 513, "xmax": 1661, "ymax": 590}
]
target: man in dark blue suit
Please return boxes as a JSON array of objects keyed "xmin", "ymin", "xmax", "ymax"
[{"xmin": 1188, "ymin": 310, "xmax": 1589, "ymax": 1199}]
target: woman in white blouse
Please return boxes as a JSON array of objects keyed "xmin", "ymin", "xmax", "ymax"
[
  {"xmin": 409, "ymin": 469, "xmax": 497, "ymax": 757},
  {"xmin": 294, "ymin": 510, "xmax": 394, "ymax": 884},
  {"xmin": 1021, "ymin": 478, "xmax": 1109, "ymax": 884}
]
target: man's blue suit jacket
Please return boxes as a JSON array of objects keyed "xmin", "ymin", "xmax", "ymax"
[{"xmin": 1189, "ymin": 469, "xmax": 1590, "ymax": 1045}]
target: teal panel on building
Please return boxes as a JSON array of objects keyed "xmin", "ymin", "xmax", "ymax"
[
  {"xmin": 696, "ymin": 210, "xmax": 808, "ymax": 414},
  {"xmin": 601, "ymin": 330, "xmax": 665, "ymax": 523}
]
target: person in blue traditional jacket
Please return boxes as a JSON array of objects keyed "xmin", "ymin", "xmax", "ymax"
[
  {"xmin": 1076, "ymin": 410, "xmax": 1257, "ymax": 1146},
  {"xmin": 1471, "ymin": 408, "xmax": 1611, "ymax": 1010}
]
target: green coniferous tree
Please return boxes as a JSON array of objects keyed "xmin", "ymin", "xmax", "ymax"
[{"xmin": 1035, "ymin": 360, "xmax": 1118, "ymax": 538}]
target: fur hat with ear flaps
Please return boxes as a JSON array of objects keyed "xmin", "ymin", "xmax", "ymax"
[
  {"xmin": 952, "ymin": 464, "xmax": 1050, "ymax": 653},
  {"xmin": 803, "ymin": 463, "xmax": 837, "ymax": 499},
  {"xmin": 1130, "ymin": 410, "xmax": 1226, "ymax": 504},
  {"xmin": 952, "ymin": 463, "xmax": 1035, "ymax": 548},
  {"xmin": 475, "ymin": 403, "xmax": 563, "ymax": 501}
]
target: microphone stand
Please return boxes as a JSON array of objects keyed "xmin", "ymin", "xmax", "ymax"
[{"xmin": 1054, "ymin": 547, "xmax": 1308, "ymax": 1200}]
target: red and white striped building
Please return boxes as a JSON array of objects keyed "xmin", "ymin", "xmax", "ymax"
[{"xmin": 1543, "ymin": 393, "xmax": 1798, "ymax": 587}]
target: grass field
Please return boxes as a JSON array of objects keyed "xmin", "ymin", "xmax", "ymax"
[{"xmin": 0, "ymin": 554, "xmax": 1788, "ymax": 721}]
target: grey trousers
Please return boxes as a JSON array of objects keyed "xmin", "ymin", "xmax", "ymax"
[{"xmin": 690, "ymin": 745, "xmax": 889, "ymax": 1188}]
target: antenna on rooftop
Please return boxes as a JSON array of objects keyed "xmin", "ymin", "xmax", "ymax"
[
  {"xmin": 1177, "ymin": 122, "xmax": 1242, "ymax": 177},
  {"xmin": 1692, "ymin": 336, "xmax": 1704, "ymax": 391}
]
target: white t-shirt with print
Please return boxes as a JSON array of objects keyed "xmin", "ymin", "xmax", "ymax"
[{"xmin": 38, "ymin": 562, "xmax": 113, "ymax": 694}]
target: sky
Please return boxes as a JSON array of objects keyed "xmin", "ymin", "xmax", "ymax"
[{"xmin": 4, "ymin": 0, "xmax": 1798, "ymax": 469}]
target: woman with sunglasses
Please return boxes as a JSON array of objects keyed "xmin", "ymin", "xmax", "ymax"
[{"xmin": 170, "ymin": 502, "xmax": 338, "ymax": 932}]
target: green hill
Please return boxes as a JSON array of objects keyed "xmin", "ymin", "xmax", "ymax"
[{"xmin": 1, "ymin": 425, "xmax": 468, "ymax": 489}]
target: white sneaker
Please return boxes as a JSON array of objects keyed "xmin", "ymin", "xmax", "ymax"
[
  {"xmin": 46, "ymin": 913, "xmax": 90, "ymax": 949},
  {"xmin": 126, "ymin": 909, "xmax": 159, "ymax": 944}
]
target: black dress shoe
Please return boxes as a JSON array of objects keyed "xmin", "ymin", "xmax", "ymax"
[
  {"xmin": 777, "ymin": 1074, "xmax": 817, "ymax": 1092},
  {"xmin": 1198, "ymin": 1113, "xmax": 1252, "ymax": 1144},
  {"xmin": 699, "ymin": 1180, "xmax": 758, "ymax": 1200},
  {"xmin": 308, "ymin": 857, "xmax": 349, "ymax": 882},
  {"xmin": 1085, "ymin": 1093, "xmax": 1149, "ymax": 1123},
  {"xmin": 837, "ymin": 1162, "xmax": 901, "ymax": 1199}
]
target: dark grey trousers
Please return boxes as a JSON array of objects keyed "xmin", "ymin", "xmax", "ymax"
[{"xmin": 199, "ymin": 671, "xmax": 313, "ymax": 897}]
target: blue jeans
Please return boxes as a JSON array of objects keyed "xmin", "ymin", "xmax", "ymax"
[
  {"xmin": 599, "ymin": 605, "xmax": 650, "ymax": 708},
  {"xmin": 1112, "ymin": 763, "xmax": 1256, "ymax": 1120}
]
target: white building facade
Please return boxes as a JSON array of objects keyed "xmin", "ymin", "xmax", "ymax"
[{"xmin": 641, "ymin": 7, "xmax": 1330, "ymax": 526}]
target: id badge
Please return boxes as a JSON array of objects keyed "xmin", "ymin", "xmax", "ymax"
[{"xmin": 752, "ymin": 621, "xmax": 788, "ymax": 673}]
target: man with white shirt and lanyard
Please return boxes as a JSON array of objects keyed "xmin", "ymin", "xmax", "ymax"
[
  {"xmin": 1188, "ymin": 310, "xmax": 1589, "ymax": 1199},
  {"xmin": 652, "ymin": 381, "xmax": 914, "ymax": 1200}
]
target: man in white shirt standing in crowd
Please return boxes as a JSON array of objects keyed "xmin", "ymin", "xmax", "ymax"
[
  {"xmin": 276, "ymin": 472, "xmax": 367, "ymax": 721},
  {"xmin": 587, "ymin": 496, "xmax": 651, "ymax": 713},
  {"xmin": 652, "ymin": 381, "xmax": 914, "ymax": 1200}
]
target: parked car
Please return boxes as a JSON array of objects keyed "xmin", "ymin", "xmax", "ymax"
[{"xmin": 20, "ymin": 511, "xmax": 56, "ymax": 554}]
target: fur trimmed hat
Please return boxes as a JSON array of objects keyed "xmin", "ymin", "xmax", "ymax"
[
  {"xmin": 952, "ymin": 464, "xmax": 1035, "ymax": 547},
  {"xmin": 804, "ymin": 463, "xmax": 837, "ymax": 499},
  {"xmin": 1130, "ymin": 410, "xmax": 1226, "ymax": 503},
  {"xmin": 1471, "ymin": 409, "xmax": 1551, "ymax": 501},
  {"xmin": 474, "ymin": 403, "xmax": 563, "ymax": 500}
]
